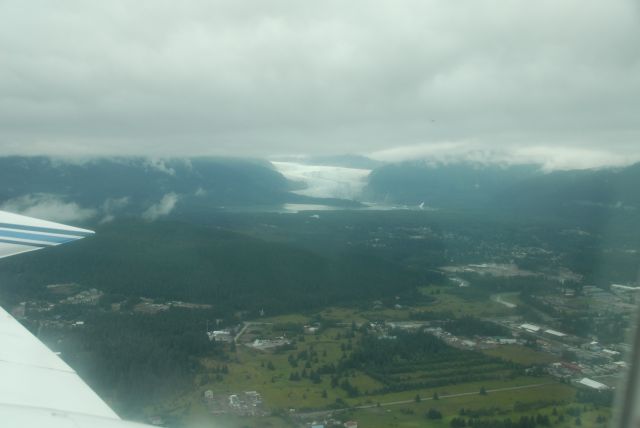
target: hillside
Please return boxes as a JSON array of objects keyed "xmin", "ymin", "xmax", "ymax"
[
  {"xmin": 363, "ymin": 161, "xmax": 640, "ymax": 218},
  {"xmin": 0, "ymin": 156, "xmax": 359, "ymax": 224},
  {"xmin": 363, "ymin": 162, "xmax": 541, "ymax": 208},
  {"xmin": 0, "ymin": 220, "xmax": 420, "ymax": 314}
]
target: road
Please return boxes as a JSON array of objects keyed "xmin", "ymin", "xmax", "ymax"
[
  {"xmin": 297, "ymin": 382, "xmax": 553, "ymax": 418},
  {"xmin": 234, "ymin": 322, "xmax": 250, "ymax": 343},
  {"xmin": 234, "ymin": 321, "xmax": 272, "ymax": 343},
  {"xmin": 491, "ymin": 293, "xmax": 517, "ymax": 308}
]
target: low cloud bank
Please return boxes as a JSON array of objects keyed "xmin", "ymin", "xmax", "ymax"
[
  {"xmin": 369, "ymin": 143, "xmax": 640, "ymax": 171},
  {"xmin": 142, "ymin": 193, "xmax": 180, "ymax": 221},
  {"xmin": 1, "ymin": 194, "xmax": 97, "ymax": 223},
  {"xmin": 99, "ymin": 197, "xmax": 130, "ymax": 224}
]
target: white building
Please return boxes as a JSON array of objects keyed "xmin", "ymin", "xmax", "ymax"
[
  {"xmin": 520, "ymin": 323, "xmax": 541, "ymax": 333},
  {"xmin": 207, "ymin": 330, "xmax": 232, "ymax": 342},
  {"xmin": 544, "ymin": 329, "xmax": 567, "ymax": 338},
  {"xmin": 603, "ymin": 349, "xmax": 621, "ymax": 358},
  {"xmin": 577, "ymin": 378, "xmax": 610, "ymax": 391}
]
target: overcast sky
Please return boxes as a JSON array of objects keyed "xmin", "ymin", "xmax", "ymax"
[{"xmin": 1, "ymin": 1, "xmax": 639, "ymax": 168}]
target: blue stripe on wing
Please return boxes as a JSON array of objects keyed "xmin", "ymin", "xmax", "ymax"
[
  {"xmin": 0, "ymin": 238, "xmax": 50, "ymax": 247},
  {"xmin": 0, "ymin": 229, "xmax": 81, "ymax": 245},
  {"xmin": 0, "ymin": 222, "xmax": 93, "ymax": 237}
]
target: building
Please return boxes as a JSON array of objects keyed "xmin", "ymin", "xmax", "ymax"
[
  {"xmin": 603, "ymin": 349, "xmax": 621, "ymax": 358},
  {"xmin": 520, "ymin": 323, "xmax": 541, "ymax": 333},
  {"xmin": 304, "ymin": 324, "xmax": 320, "ymax": 334},
  {"xmin": 544, "ymin": 329, "xmax": 567, "ymax": 338},
  {"xmin": 207, "ymin": 330, "xmax": 233, "ymax": 342},
  {"xmin": 577, "ymin": 377, "xmax": 610, "ymax": 391}
]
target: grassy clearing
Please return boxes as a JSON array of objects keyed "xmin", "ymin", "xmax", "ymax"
[
  {"xmin": 484, "ymin": 345, "xmax": 560, "ymax": 365},
  {"xmin": 342, "ymin": 382, "xmax": 580, "ymax": 428},
  {"xmin": 417, "ymin": 286, "xmax": 514, "ymax": 317},
  {"xmin": 348, "ymin": 376, "xmax": 563, "ymax": 407},
  {"xmin": 153, "ymin": 374, "xmax": 581, "ymax": 428},
  {"xmin": 495, "ymin": 291, "xmax": 522, "ymax": 306},
  {"xmin": 198, "ymin": 325, "xmax": 384, "ymax": 410},
  {"xmin": 260, "ymin": 313, "xmax": 310, "ymax": 324},
  {"xmin": 318, "ymin": 306, "xmax": 370, "ymax": 324},
  {"xmin": 152, "ymin": 302, "xmax": 608, "ymax": 427}
]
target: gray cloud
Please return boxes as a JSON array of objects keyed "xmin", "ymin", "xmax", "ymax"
[
  {"xmin": 99, "ymin": 196, "xmax": 130, "ymax": 224},
  {"xmin": 142, "ymin": 159, "xmax": 176, "ymax": 176},
  {"xmin": 0, "ymin": 1, "xmax": 639, "ymax": 167},
  {"xmin": 1, "ymin": 194, "xmax": 97, "ymax": 223},
  {"xmin": 369, "ymin": 142, "xmax": 640, "ymax": 171},
  {"xmin": 142, "ymin": 193, "xmax": 180, "ymax": 221}
]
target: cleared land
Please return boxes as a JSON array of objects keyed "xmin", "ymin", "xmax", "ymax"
[
  {"xmin": 152, "ymin": 301, "xmax": 610, "ymax": 427},
  {"xmin": 483, "ymin": 345, "xmax": 560, "ymax": 365}
]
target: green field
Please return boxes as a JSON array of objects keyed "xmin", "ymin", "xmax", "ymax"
[
  {"xmin": 483, "ymin": 345, "xmax": 560, "ymax": 365},
  {"xmin": 149, "ymin": 306, "xmax": 608, "ymax": 427},
  {"xmin": 338, "ymin": 383, "xmax": 607, "ymax": 428}
]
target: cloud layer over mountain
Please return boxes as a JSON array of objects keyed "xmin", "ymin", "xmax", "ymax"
[{"xmin": 1, "ymin": 1, "xmax": 639, "ymax": 168}]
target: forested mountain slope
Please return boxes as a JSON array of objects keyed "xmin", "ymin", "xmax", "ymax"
[
  {"xmin": 0, "ymin": 220, "xmax": 421, "ymax": 313},
  {"xmin": 0, "ymin": 156, "xmax": 359, "ymax": 223},
  {"xmin": 364, "ymin": 161, "xmax": 640, "ymax": 218}
]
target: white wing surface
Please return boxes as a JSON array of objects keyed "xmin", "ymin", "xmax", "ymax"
[
  {"xmin": 0, "ymin": 210, "xmax": 155, "ymax": 427},
  {"xmin": 0, "ymin": 210, "xmax": 94, "ymax": 259}
]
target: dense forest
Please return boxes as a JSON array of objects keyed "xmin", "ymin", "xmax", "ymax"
[
  {"xmin": 0, "ymin": 219, "xmax": 428, "ymax": 313},
  {"xmin": 1, "ymin": 204, "xmax": 638, "ymax": 312},
  {"xmin": 443, "ymin": 316, "xmax": 512, "ymax": 337},
  {"xmin": 36, "ymin": 308, "xmax": 222, "ymax": 418},
  {"xmin": 364, "ymin": 161, "xmax": 640, "ymax": 217}
]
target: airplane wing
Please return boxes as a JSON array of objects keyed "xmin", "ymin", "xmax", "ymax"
[
  {"xmin": 0, "ymin": 210, "xmax": 155, "ymax": 427},
  {"xmin": 0, "ymin": 210, "xmax": 96, "ymax": 259}
]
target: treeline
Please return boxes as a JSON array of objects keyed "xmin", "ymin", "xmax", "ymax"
[
  {"xmin": 342, "ymin": 330, "xmax": 517, "ymax": 394},
  {"xmin": 449, "ymin": 273, "xmax": 561, "ymax": 298},
  {"xmin": 576, "ymin": 388, "xmax": 614, "ymax": 406},
  {"xmin": 409, "ymin": 310, "xmax": 456, "ymax": 321},
  {"xmin": 450, "ymin": 414, "xmax": 551, "ymax": 427},
  {"xmin": 347, "ymin": 330, "xmax": 452, "ymax": 368},
  {"xmin": 443, "ymin": 316, "xmax": 511, "ymax": 337}
]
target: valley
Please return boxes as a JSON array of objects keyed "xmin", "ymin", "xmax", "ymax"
[{"xmin": 1, "ymin": 206, "xmax": 635, "ymax": 427}]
